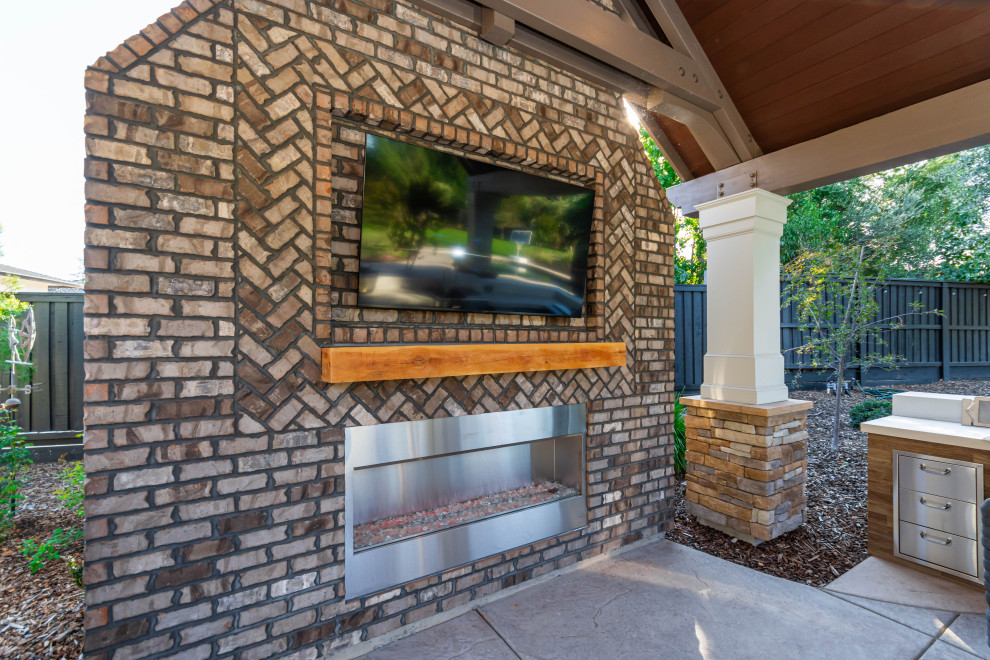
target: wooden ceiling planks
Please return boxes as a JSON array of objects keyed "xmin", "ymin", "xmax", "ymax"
[
  {"xmin": 743, "ymin": 6, "xmax": 979, "ymax": 114},
  {"xmin": 727, "ymin": 3, "xmax": 915, "ymax": 102},
  {"xmin": 675, "ymin": 0, "xmax": 990, "ymax": 154}
]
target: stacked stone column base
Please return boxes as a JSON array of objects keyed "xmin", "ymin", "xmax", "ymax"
[{"xmin": 682, "ymin": 396, "xmax": 813, "ymax": 545}]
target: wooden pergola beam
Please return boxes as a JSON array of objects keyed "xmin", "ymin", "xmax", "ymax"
[
  {"xmin": 473, "ymin": 0, "xmax": 720, "ymax": 110},
  {"xmin": 415, "ymin": 0, "xmax": 648, "ymax": 94},
  {"xmin": 666, "ymin": 79, "xmax": 990, "ymax": 216},
  {"xmin": 640, "ymin": 0, "xmax": 762, "ymax": 160},
  {"xmin": 629, "ymin": 102, "xmax": 693, "ymax": 182},
  {"xmin": 646, "ymin": 87, "xmax": 740, "ymax": 171}
]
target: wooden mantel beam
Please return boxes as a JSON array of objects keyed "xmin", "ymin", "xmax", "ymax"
[
  {"xmin": 666, "ymin": 79, "xmax": 990, "ymax": 216},
  {"xmin": 322, "ymin": 343, "xmax": 628, "ymax": 383}
]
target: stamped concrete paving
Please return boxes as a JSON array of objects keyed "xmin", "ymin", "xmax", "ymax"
[
  {"xmin": 826, "ymin": 557, "xmax": 986, "ymax": 615},
  {"xmin": 363, "ymin": 610, "xmax": 515, "ymax": 660},
  {"xmin": 365, "ymin": 541, "xmax": 985, "ymax": 659}
]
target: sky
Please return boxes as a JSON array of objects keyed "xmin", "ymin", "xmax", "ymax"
[{"xmin": 0, "ymin": 0, "xmax": 177, "ymax": 282}]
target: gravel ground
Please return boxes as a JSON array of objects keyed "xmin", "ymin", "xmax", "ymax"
[
  {"xmin": 666, "ymin": 378, "xmax": 990, "ymax": 587},
  {"xmin": 0, "ymin": 461, "xmax": 84, "ymax": 659}
]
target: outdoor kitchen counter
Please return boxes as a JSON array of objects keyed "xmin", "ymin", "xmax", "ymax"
[
  {"xmin": 864, "ymin": 392, "xmax": 989, "ymax": 586},
  {"xmin": 861, "ymin": 416, "xmax": 990, "ymax": 450}
]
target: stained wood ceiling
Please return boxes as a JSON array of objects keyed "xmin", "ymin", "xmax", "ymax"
[{"xmin": 674, "ymin": 0, "xmax": 990, "ymax": 154}]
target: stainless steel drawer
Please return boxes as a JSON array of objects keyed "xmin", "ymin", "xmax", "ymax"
[
  {"xmin": 898, "ymin": 488, "xmax": 977, "ymax": 539},
  {"xmin": 897, "ymin": 455, "xmax": 978, "ymax": 503},
  {"xmin": 898, "ymin": 521, "xmax": 978, "ymax": 577}
]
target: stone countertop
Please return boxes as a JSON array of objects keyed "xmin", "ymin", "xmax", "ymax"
[{"xmin": 861, "ymin": 415, "xmax": 990, "ymax": 450}]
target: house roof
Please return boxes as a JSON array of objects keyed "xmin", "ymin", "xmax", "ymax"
[{"xmin": 0, "ymin": 264, "xmax": 80, "ymax": 289}]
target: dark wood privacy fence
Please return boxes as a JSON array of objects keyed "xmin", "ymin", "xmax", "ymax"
[
  {"xmin": 675, "ymin": 280, "xmax": 990, "ymax": 392},
  {"xmin": 1, "ymin": 292, "xmax": 84, "ymax": 442},
  {"xmin": 673, "ymin": 285, "xmax": 707, "ymax": 393}
]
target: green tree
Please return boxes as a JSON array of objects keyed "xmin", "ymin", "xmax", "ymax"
[
  {"xmin": 783, "ymin": 241, "xmax": 935, "ymax": 450},
  {"xmin": 784, "ymin": 146, "xmax": 990, "ymax": 282},
  {"xmin": 638, "ymin": 127, "xmax": 680, "ymax": 189},
  {"xmin": 878, "ymin": 146, "xmax": 990, "ymax": 281},
  {"xmin": 674, "ymin": 215, "xmax": 706, "ymax": 285},
  {"xmin": 782, "ymin": 181, "xmax": 862, "ymax": 265},
  {"xmin": 639, "ymin": 132, "xmax": 990, "ymax": 284}
]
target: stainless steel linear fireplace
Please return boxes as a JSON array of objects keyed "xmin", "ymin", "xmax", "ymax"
[{"xmin": 344, "ymin": 404, "xmax": 587, "ymax": 598}]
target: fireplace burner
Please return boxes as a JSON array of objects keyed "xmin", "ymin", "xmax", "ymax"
[{"xmin": 345, "ymin": 404, "xmax": 587, "ymax": 598}]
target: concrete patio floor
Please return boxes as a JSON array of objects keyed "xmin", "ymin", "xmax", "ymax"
[{"xmin": 361, "ymin": 540, "xmax": 989, "ymax": 660}]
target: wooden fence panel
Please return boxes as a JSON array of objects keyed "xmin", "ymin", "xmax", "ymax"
[
  {"xmin": 861, "ymin": 280, "xmax": 944, "ymax": 385},
  {"xmin": 674, "ymin": 286, "xmax": 706, "ymax": 392},
  {"xmin": 675, "ymin": 279, "xmax": 990, "ymax": 392},
  {"xmin": 780, "ymin": 285, "xmax": 859, "ymax": 387},
  {"xmin": 949, "ymin": 283, "xmax": 990, "ymax": 379},
  {"xmin": 2, "ymin": 292, "xmax": 85, "ymax": 441}
]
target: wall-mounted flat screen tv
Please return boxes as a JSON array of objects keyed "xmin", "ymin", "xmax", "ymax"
[{"xmin": 358, "ymin": 135, "xmax": 595, "ymax": 318}]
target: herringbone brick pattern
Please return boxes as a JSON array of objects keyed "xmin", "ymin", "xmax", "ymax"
[
  {"xmin": 232, "ymin": 5, "xmax": 668, "ymax": 434},
  {"xmin": 233, "ymin": 12, "xmax": 325, "ymax": 432}
]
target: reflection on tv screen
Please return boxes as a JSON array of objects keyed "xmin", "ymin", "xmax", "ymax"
[{"xmin": 358, "ymin": 134, "xmax": 595, "ymax": 318}]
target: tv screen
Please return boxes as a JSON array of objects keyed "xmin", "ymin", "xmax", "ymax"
[{"xmin": 358, "ymin": 135, "xmax": 595, "ymax": 318}]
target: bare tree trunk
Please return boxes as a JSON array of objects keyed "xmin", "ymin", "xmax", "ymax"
[{"xmin": 832, "ymin": 356, "xmax": 844, "ymax": 451}]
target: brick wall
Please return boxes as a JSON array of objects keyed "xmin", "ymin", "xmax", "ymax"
[{"xmin": 82, "ymin": 0, "xmax": 677, "ymax": 657}]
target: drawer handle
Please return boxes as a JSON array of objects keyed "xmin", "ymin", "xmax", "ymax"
[
  {"xmin": 919, "ymin": 463, "xmax": 951, "ymax": 476},
  {"xmin": 920, "ymin": 531, "xmax": 952, "ymax": 546},
  {"xmin": 919, "ymin": 497, "xmax": 951, "ymax": 510}
]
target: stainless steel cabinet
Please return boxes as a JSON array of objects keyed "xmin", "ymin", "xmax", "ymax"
[{"xmin": 893, "ymin": 450, "xmax": 984, "ymax": 582}]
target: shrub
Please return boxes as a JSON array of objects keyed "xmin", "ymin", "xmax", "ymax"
[
  {"xmin": 56, "ymin": 461, "xmax": 84, "ymax": 516},
  {"xmin": 673, "ymin": 393, "xmax": 686, "ymax": 475},
  {"xmin": 0, "ymin": 419, "xmax": 31, "ymax": 533},
  {"xmin": 22, "ymin": 527, "xmax": 83, "ymax": 574},
  {"xmin": 21, "ymin": 461, "xmax": 84, "ymax": 583},
  {"xmin": 849, "ymin": 399, "xmax": 893, "ymax": 428}
]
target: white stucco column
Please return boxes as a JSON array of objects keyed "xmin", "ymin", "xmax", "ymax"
[{"xmin": 697, "ymin": 189, "xmax": 790, "ymax": 405}]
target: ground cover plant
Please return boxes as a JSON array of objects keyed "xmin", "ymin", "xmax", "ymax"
[
  {"xmin": 848, "ymin": 399, "xmax": 893, "ymax": 428},
  {"xmin": 0, "ymin": 420, "xmax": 31, "ymax": 535},
  {"xmin": 0, "ymin": 460, "xmax": 84, "ymax": 656},
  {"xmin": 21, "ymin": 461, "xmax": 84, "ymax": 585}
]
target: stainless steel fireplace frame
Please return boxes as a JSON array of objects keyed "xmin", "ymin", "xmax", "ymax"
[{"xmin": 344, "ymin": 404, "xmax": 587, "ymax": 599}]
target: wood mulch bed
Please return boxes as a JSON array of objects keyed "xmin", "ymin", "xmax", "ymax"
[
  {"xmin": 666, "ymin": 379, "xmax": 990, "ymax": 587},
  {"xmin": 0, "ymin": 461, "xmax": 84, "ymax": 659}
]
